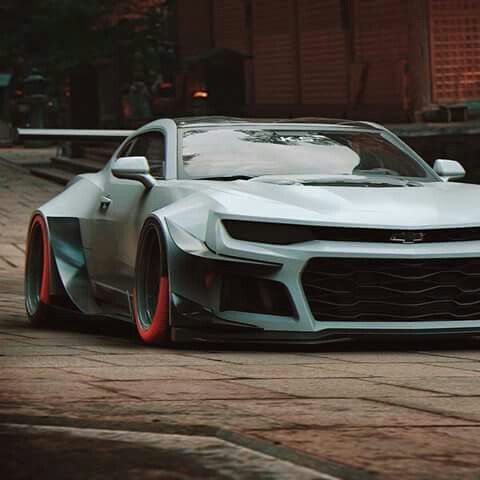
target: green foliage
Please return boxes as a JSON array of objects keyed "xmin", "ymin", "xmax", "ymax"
[
  {"xmin": 0, "ymin": 0, "xmax": 169, "ymax": 74},
  {"xmin": 30, "ymin": 0, "xmax": 117, "ymax": 69}
]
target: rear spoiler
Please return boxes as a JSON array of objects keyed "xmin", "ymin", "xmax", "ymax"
[{"xmin": 17, "ymin": 128, "xmax": 135, "ymax": 142}]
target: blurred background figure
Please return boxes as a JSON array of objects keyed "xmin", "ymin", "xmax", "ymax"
[{"xmin": 128, "ymin": 80, "xmax": 152, "ymax": 125}]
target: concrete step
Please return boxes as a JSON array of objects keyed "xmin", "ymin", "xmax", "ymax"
[
  {"xmin": 30, "ymin": 166, "xmax": 74, "ymax": 186},
  {"xmin": 51, "ymin": 156, "xmax": 104, "ymax": 174},
  {"xmin": 87, "ymin": 141, "xmax": 120, "ymax": 150},
  {"xmin": 83, "ymin": 153, "xmax": 111, "ymax": 163},
  {"xmin": 83, "ymin": 146, "xmax": 115, "ymax": 162}
]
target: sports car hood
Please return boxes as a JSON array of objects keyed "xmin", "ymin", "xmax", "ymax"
[{"xmin": 203, "ymin": 178, "xmax": 480, "ymax": 229}]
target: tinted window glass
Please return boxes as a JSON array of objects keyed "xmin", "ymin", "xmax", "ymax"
[
  {"xmin": 129, "ymin": 135, "xmax": 150, "ymax": 157},
  {"xmin": 118, "ymin": 139, "xmax": 135, "ymax": 158},
  {"xmin": 126, "ymin": 132, "xmax": 165, "ymax": 179},
  {"xmin": 145, "ymin": 134, "xmax": 165, "ymax": 178}
]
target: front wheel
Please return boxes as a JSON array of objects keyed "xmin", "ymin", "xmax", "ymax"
[{"xmin": 133, "ymin": 219, "xmax": 170, "ymax": 344}]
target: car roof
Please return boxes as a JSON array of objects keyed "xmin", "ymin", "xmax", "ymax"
[
  {"xmin": 175, "ymin": 116, "xmax": 380, "ymax": 128},
  {"xmin": 140, "ymin": 116, "xmax": 385, "ymax": 132}
]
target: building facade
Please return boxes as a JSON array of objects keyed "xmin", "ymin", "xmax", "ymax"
[{"xmin": 175, "ymin": 0, "xmax": 480, "ymax": 122}]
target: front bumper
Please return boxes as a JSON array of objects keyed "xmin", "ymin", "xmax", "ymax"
[{"xmin": 165, "ymin": 218, "xmax": 480, "ymax": 339}]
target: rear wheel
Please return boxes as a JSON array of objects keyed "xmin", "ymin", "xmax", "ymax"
[
  {"xmin": 133, "ymin": 219, "xmax": 170, "ymax": 344},
  {"xmin": 25, "ymin": 215, "xmax": 51, "ymax": 326}
]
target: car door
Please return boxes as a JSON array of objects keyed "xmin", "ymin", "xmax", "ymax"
[{"xmin": 91, "ymin": 129, "xmax": 171, "ymax": 306}]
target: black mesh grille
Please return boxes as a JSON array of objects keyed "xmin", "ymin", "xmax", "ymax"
[{"xmin": 302, "ymin": 258, "xmax": 480, "ymax": 322}]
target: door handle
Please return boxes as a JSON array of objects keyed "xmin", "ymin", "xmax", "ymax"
[{"xmin": 100, "ymin": 195, "xmax": 111, "ymax": 210}]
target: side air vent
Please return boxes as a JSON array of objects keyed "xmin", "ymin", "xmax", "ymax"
[{"xmin": 221, "ymin": 274, "xmax": 295, "ymax": 317}]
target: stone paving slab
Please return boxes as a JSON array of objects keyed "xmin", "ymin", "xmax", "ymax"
[
  {"xmin": 177, "ymin": 350, "xmax": 346, "ymax": 365},
  {"xmin": 231, "ymin": 377, "xmax": 447, "ymax": 398},
  {"xmin": 0, "ymin": 367, "xmax": 97, "ymax": 382},
  {"xmin": 0, "ymin": 380, "xmax": 126, "ymax": 403},
  {"xmin": 299, "ymin": 351, "xmax": 474, "ymax": 363},
  {"xmin": 79, "ymin": 352, "xmax": 235, "ymax": 367},
  {"xmin": 190, "ymin": 363, "xmax": 374, "ymax": 379},
  {"xmin": 204, "ymin": 397, "xmax": 474, "ymax": 428},
  {"xmin": 319, "ymin": 362, "xmax": 480, "ymax": 377},
  {"xmin": 376, "ymin": 376, "xmax": 480, "ymax": 397},
  {"xmin": 419, "ymin": 351, "xmax": 480, "ymax": 362},
  {"xmin": 0, "ymin": 354, "xmax": 118, "ymax": 369},
  {"xmin": 429, "ymin": 361, "xmax": 480, "ymax": 372},
  {"xmin": 100, "ymin": 378, "xmax": 294, "ymax": 401},
  {"xmin": 375, "ymin": 396, "xmax": 480, "ymax": 424},
  {"xmin": 250, "ymin": 426, "xmax": 480, "ymax": 480},
  {"xmin": 2, "ymin": 158, "xmax": 480, "ymax": 479},
  {"xmin": 62, "ymin": 365, "xmax": 233, "ymax": 381}
]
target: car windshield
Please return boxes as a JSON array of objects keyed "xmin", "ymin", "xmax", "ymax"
[{"xmin": 180, "ymin": 128, "xmax": 433, "ymax": 181}]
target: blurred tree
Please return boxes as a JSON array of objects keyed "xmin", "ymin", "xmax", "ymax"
[
  {"xmin": 0, "ymin": 0, "xmax": 172, "ymax": 74},
  {"xmin": 0, "ymin": 0, "xmax": 174, "ymax": 128}
]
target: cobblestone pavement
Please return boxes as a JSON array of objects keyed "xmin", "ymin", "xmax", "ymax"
[{"xmin": 1, "ymin": 155, "xmax": 480, "ymax": 480}]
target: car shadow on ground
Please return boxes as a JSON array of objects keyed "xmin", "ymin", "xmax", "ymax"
[{"xmin": 32, "ymin": 309, "xmax": 480, "ymax": 354}]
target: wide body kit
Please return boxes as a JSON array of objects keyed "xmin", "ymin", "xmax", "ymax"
[{"xmin": 23, "ymin": 117, "xmax": 480, "ymax": 343}]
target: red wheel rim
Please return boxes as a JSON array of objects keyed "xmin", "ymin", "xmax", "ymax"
[{"xmin": 133, "ymin": 276, "xmax": 169, "ymax": 343}]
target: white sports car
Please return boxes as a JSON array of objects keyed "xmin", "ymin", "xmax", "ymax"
[{"xmin": 23, "ymin": 117, "xmax": 480, "ymax": 344}]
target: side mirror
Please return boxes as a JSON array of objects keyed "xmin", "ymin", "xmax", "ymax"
[
  {"xmin": 112, "ymin": 156, "xmax": 155, "ymax": 189},
  {"xmin": 433, "ymin": 159, "xmax": 465, "ymax": 181}
]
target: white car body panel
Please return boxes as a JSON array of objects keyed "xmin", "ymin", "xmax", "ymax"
[{"xmin": 26, "ymin": 117, "xmax": 480, "ymax": 342}]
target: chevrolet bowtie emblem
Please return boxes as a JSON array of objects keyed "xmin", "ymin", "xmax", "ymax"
[{"xmin": 390, "ymin": 231, "xmax": 425, "ymax": 244}]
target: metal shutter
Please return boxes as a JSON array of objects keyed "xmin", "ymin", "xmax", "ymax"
[
  {"xmin": 352, "ymin": 0, "xmax": 409, "ymax": 106},
  {"xmin": 213, "ymin": 0, "xmax": 248, "ymax": 53},
  {"xmin": 298, "ymin": 0, "xmax": 348, "ymax": 105},
  {"xmin": 430, "ymin": 0, "xmax": 480, "ymax": 103},
  {"xmin": 176, "ymin": 0, "xmax": 212, "ymax": 59},
  {"xmin": 252, "ymin": 0, "xmax": 298, "ymax": 105}
]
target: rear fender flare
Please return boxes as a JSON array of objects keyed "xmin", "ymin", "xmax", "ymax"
[{"xmin": 45, "ymin": 216, "xmax": 100, "ymax": 314}]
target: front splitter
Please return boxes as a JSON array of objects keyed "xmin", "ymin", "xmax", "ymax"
[{"xmin": 170, "ymin": 326, "xmax": 480, "ymax": 345}]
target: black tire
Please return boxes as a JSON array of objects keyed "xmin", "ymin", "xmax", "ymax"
[
  {"xmin": 133, "ymin": 219, "xmax": 171, "ymax": 344},
  {"xmin": 27, "ymin": 303, "xmax": 52, "ymax": 327},
  {"xmin": 25, "ymin": 215, "xmax": 51, "ymax": 327}
]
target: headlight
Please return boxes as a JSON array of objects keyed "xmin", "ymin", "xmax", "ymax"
[
  {"xmin": 224, "ymin": 221, "xmax": 480, "ymax": 244},
  {"xmin": 223, "ymin": 220, "xmax": 315, "ymax": 245}
]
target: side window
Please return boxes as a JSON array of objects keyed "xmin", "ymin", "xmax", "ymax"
[
  {"xmin": 129, "ymin": 135, "xmax": 150, "ymax": 157},
  {"xmin": 145, "ymin": 133, "xmax": 165, "ymax": 179},
  {"xmin": 128, "ymin": 132, "xmax": 166, "ymax": 179},
  {"xmin": 117, "ymin": 139, "xmax": 135, "ymax": 158}
]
